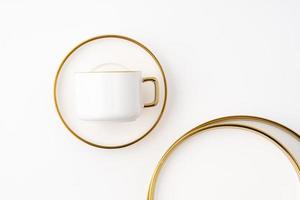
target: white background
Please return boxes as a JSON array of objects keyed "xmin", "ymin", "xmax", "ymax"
[{"xmin": 0, "ymin": 0, "xmax": 300, "ymax": 199}]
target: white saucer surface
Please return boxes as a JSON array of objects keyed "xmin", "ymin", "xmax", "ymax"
[{"xmin": 155, "ymin": 128, "xmax": 300, "ymax": 200}]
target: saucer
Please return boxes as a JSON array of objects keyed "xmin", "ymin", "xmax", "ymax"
[{"xmin": 54, "ymin": 35, "xmax": 167, "ymax": 149}]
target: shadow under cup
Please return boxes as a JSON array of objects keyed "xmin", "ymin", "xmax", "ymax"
[{"xmin": 75, "ymin": 71, "xmax": 159, "ymax": 122}]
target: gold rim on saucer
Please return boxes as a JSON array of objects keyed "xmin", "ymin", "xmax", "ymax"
[
  {"xmin": 147, "ymin": 123, "xmax": 300, "ymax": 199},
  {"xmin": 54, "ymin": 34, "xmax": 167, "ymax": 149}
]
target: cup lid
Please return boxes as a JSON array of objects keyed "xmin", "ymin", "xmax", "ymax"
[
  {"xmin": 90, "ymin": 63, "xmax": 138, "ymax": 72},
  {"xmin": 76, "ymin": 63, "xmax": 140, "ymax": 73}
]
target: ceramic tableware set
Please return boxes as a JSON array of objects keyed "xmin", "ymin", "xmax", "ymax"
[{"xmin": 54, "ymin": 35, "xmax": 300, "ymax": 199}]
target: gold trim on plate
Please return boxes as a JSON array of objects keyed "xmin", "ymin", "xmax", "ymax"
[
  {"xmin": 193, "ymin": 115, "xmax": 300, "ymax": 142},
  {"xmin": 54, "ymin": 34, "xmax": 167, "ymax": 149},
  {"xmin": 147, "ymin": 121, "xmax": 300, "ymax": 200}
]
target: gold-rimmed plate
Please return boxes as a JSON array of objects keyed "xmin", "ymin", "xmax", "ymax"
[{"xmin": 148, "ymin": 123, "xmax": 300, "ymax": 200}]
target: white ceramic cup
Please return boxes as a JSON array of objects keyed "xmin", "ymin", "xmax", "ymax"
[{"xmin": 75, "ymin": 70, "xmax": 159, "ymax": 121}]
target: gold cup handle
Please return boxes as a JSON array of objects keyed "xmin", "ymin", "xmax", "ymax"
[{"xmin": 143, "ymin": 77, "xmax": 159, "ymax": 108}]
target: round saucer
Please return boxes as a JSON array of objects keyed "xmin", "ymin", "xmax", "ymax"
[{"xmin": 54, "ymin": 35, "xmax": 167, "ymax": 149}]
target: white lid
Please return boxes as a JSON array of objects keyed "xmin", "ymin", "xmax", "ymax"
[{"xmin": 90, "ymin": 63, "xmax": 130, "ymax": 72}]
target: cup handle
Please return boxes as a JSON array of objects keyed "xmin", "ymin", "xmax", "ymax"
[{"xmin": 143, "ymin": 77, "xmax": 159, "ymax": 108}]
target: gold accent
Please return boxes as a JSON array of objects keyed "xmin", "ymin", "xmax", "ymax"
[
  {"xmin": 54, "ymin": 34, "xmax": 167, "ymax": 149},
  {"xmin": 194, "ymin": 115, "xmax": 300, "ymax": 142},
  {"xmin": 147, "ymin": 121, "xmax": 300, "ymax": 199},
  {"xmin": 143, "ymin": 77, "xmax": 159, "ymax": 107}
]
